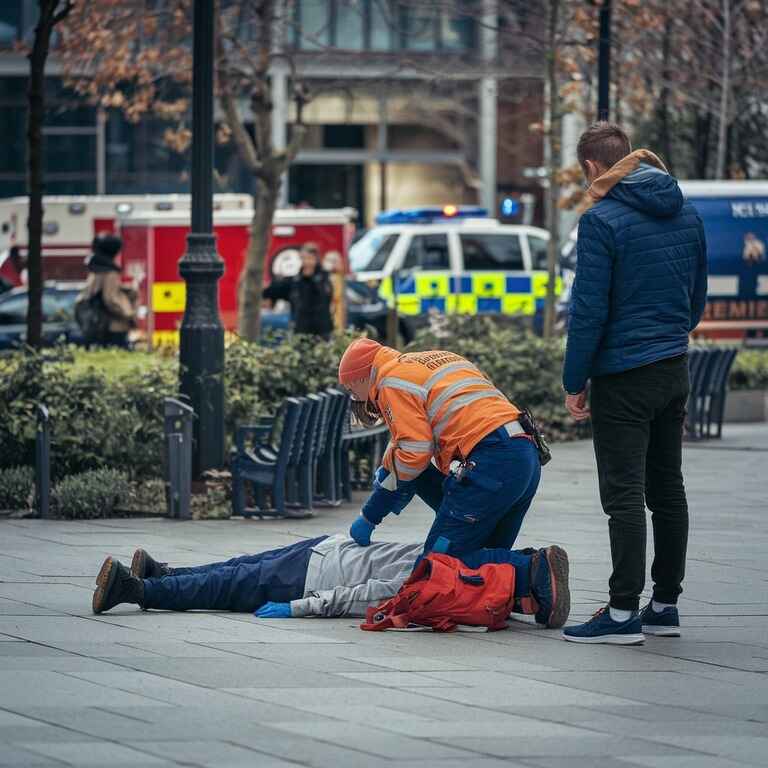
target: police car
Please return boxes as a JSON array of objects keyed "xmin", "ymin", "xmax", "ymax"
[{"xmin": 349, "ymin": 206, "xmax": 565, "ymax": 334}]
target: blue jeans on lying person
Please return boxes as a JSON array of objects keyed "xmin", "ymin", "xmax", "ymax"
[{"xmin": 141, "ymin": 535, "xmax": 328, "ymax": 612}]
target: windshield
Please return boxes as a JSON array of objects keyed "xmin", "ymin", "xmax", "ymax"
[{"xmin": 349, "ymin": 229, "xmax": 398, "ymax": 272}]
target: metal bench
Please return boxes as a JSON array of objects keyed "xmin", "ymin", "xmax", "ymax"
[{"xmin": 231, "ymin": 397, "xmax": 304, "ymax": 518}]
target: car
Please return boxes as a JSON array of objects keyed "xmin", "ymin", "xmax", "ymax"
[
  {"xmin": 348, "ymin": 206, "xmax": 568, "ymax": 336},
  {"xmin": 260, "ymin": 279, "xmax": 412, "ymax": 343},
  {"xmin": 0, "ymin": 283, "xmax": 87, "ymax": 350}
]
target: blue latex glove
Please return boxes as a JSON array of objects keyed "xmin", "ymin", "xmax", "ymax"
[
  {"xmin": 255, "ymin": 601, "xmax": 292, "ymax": 618},
  {"xmin": 361, "ymin": 467, "xmax": 417, "ymax": 526},
  {"xmin": 350, "ymin": 515, "xmax": 376, "ymax": 546}
]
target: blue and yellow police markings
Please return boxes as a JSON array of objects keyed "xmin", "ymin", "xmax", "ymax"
[{"xmin": 379, "ymin": 272, "xmax": 562, "ymax": 317}]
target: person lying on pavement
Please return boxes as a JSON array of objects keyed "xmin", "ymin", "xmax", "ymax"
[{"xmin": 91, "ymin": 533, "xmax": 570, "ymax": 628}]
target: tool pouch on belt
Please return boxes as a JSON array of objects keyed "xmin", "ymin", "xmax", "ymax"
[{"xmin": 518, "ymin": 408, "xmax": 552, "ymax": 466}]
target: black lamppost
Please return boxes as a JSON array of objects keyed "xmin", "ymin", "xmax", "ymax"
[
  {"xmin": 179, "ymin": 0, "xmax": 225, "ymax": 477},
  {"xmin": 597, "ymin": 0, "xmax": 612, "ymax": 121}
]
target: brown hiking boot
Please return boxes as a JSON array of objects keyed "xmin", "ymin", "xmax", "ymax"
[
  {"xmin": 92, "ymin": 557, "xmax": 144, "ymax": 614},
  {"xmin": 130, "ymin": 549, "xmax": 171, "ymax": 579},
  {"xmin": 530, "ymin": 545, "xmax": 570, "ymax": 629}
]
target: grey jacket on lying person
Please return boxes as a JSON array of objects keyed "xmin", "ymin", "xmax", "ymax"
[{"xmin": 290, "ymin": 534, "xmax": 421, "ymax": 618}]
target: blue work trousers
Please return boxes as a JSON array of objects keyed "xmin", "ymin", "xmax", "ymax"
[
  {"xmin": 142, "ymin": 536, "xmax": 327, "ymax": 612},
  {"xmin": 415, "ymin": 427, "xmax": 541, "ymax": 559}
]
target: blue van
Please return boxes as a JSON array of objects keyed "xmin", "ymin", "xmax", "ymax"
[{"xmin": 681, "ymin": 182, "xmax": 768, "ymax": 343}]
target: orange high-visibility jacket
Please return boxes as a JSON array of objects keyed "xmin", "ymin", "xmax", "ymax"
[{"xmin": 370, "ymin": 348, "xmax": 521, "ymax": 481}]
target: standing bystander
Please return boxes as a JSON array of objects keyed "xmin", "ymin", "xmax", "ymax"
[
  {"xmin": 76, "ymin": 234, "xmax": 137, "ymax": 349},
  {"xmin": 561, "ymin": 122, "xmax": 708, "ymax": 645},
  {"xmin": 262, "ymin": 241, "xmax": 334, "ymax": 338}
]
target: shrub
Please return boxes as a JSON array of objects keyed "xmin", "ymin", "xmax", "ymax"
[
  {"xmin": 0, "ymin": 333, "xmax": 357, "ymax": 484},
  {"xmin": 0, "ymin": 348, "xmax": 176, "ymax": 481},
  {"xmin": 407, "ymin": 315, "xmax": 580, "ymax": 441},
  {"xmin": 0, "ymin": 320, "xmax": 578, "ymax": 496},
  {"xmin": 729, "ymin": 350, "xmax": 768, "ymax": 391},
  {"xmin": 50, "ymin": 468, "xmax": 131, "ymax": 519},
  {"xmin": 0, "ymin": 466, "xmax": 35, "ymax": 512}
]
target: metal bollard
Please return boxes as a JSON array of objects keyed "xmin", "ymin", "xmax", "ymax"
[
  {"xmin": 35, "ymin": 405, "xmax": 51, "ymax": 519},
  {"xmin": 163, "ymin": 398, "xmax": 194, "ymax": 519}
]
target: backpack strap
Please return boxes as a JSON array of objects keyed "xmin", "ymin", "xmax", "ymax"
[{"xmin": 360, "ymin": 593, "xmax": 412, "ymax": 632}]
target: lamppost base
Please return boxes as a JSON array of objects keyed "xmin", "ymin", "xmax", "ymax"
[{"xmin": 179, "ymin": 233, "xmax": 225, "ymax": 477}]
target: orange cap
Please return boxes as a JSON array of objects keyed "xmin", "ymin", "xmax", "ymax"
[{"xmin": 338, "ymin": 338, "xmax": 382, "ymax": 385}]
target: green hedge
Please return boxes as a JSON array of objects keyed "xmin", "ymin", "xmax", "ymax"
[
  {"xmin": 0, "ymin": 349, "xmax": 176, "ymax": 481},
  {"xmin": 407, "ymin": 315, "xmax": 579, "ymax": 442},
  {"xmin": 0, "ymin": 466, "xmax": 34, "ymax": 512},
  {"xmin": 51, "ymin": 468, "xmax": 132, "ymax": 519},
  {"xmin": 0, "ymin": 333, "xmax": 356, "ymax": 484},
  {"xmin": 729, "ymin": 349, "xmax": 768, "ymax": 391},
  {"xmin": 0, "ymin": 323, "xmax": 577, "ymax": 498}
]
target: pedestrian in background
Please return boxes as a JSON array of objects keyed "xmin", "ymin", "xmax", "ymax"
[
  {"xmin": 76, "ymin": 234, "xmax": 137, "ymax": 349},
  {"xmin": 0, "ymin": 245, "xmax": 27, "ymax": 292},
  {"xmin": 323, "ymin": 250, "xmax": 346, "ymax": 332},
  {"xmin": 561, "ymin": 122, "xmax": 708, "ymax": 645},
  {"xmin": 262, "ymin": 241, "xmax": 334, "ymax": 339}
]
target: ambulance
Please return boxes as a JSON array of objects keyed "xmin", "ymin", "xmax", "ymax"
[
  {"xmin": 349, "ymin": 206, "xmax": 564, "ymax": 335},
  {"xmin": 118, "ymin": 206, "xmax": 357, "ymax": 346},
  {"xmin": 0, "ymin": 194, "xmax": 251, "ymax": 281}
]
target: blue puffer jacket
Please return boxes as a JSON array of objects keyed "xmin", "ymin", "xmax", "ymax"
[{"xmin": 562, "ymin": 153, "xmax": 708, "ymax": 394}]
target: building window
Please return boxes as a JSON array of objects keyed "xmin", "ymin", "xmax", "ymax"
[
  {"xmin": 296, "ymin": 0, "xmax": 331, "ymax": 49},
  {"xmin": 369, "ymin": 0, "xmax": 394, "ymax": 50},
  {"xmin": 335, "ymin": 0, "xmax": 365, "ymax": 50},
  {"xmin": 293, "ymin": 1, "xmax": 476, "ymax": 53},
  {"xmin": 0, "ymin": 1, "xmax": 23, "ymax": 46},
  {"xmin": 401, "ymin": 5, "xmax": 437, "ymax": 52}
]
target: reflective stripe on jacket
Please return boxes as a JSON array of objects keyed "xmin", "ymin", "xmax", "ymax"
[{"xmin": 370, "ymin": 347, "xmax": 520, "ymax": 479}]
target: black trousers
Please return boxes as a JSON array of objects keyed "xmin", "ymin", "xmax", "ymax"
[{"xmin": 591, "ymin": 354, "xmax": 690, "ymax": 611}]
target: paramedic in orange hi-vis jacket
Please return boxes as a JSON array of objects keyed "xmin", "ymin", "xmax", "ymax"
[{"xmin": 338, "ymin": 338, "xmax": 543, "ymax": 559}]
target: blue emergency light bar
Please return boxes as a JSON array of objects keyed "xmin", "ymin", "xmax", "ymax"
[{"xmin": 375, "ymin": 205, "xmax": 488, "ymax": 225}]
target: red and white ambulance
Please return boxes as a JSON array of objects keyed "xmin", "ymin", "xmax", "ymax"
[
  {"xmin": 118, "ymin": 206, "xmax": 356, "ymax": 346},
  {"xmin": 0, "ymin": 194, "xmax": 252, "ymax": 281},
  {"xmin": 0, "ymin": 195, "xmax": 357, "ymax": 346}
]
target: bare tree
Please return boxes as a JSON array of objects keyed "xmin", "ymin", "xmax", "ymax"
[
  {"xmin": 59, "ymin": 0, "xmax": 306, "ymax": 341},
  {"xmin": 25, "ymin": 0, "xmax": 73, "ymax": 349}
]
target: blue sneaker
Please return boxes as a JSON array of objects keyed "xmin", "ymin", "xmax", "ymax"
[
  {"xmin": 562, "ymin": 606, "xmax": 644, "ymax": 645},
  {"xmin": 640, "ymin": 602, "xmax": 681, "ymax": 637}
]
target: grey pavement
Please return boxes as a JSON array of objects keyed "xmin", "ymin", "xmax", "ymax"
[{"xmin": 1, "ymin": 424, "xmax": 767, "ymax": 767}]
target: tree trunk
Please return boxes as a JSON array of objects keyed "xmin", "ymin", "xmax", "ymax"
[
  {"xmin": 238, "ymin": 175, "xmax": 278, "ymax": 341},
  {"xmin": 715, "ymin": 0, "xmax": 731, "ymax": 180},
  {"xmin": 26, "ymin": 3, "xmax": 56, "ymax": 349},
  {"xmin": 543, "ymin": 0, "xmax": 561, "ymax": 340},
  {"xmin": 658, "ymin": 17, "xmax": 674, "ymax": 175},
  {"xmin": 694, "ymin": 108, "xmax": 712, "ymax": 177}
]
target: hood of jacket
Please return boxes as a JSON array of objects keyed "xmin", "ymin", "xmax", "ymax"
[{"xmin": 587, "ymin": 149, "xmax": 683, "ymax": 218}]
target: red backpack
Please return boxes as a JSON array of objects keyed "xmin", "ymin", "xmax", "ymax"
[{"xmin": 360, "ymin": 553, "xmax": 516, "ymax": 633}]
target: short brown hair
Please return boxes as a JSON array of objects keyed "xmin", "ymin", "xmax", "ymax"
[{"xmin": 577, "ymin": 122, "xmax": 631, "ymax": 172}]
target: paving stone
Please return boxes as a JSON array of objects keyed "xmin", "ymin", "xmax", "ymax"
[
  {"xmin": 0, "ymin": 741, "xmax": 67, "ymax": 767},
  {"xmin": 441, "ymin": 734, "xmax": 698, "ymax": 760},
  {"xmin": 136, "ymin": 740, "xmax": 301, "ymax": 768},
  {"xmin": 19, "ymin": 740, "xmax": 177, "ymax": 766}
]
